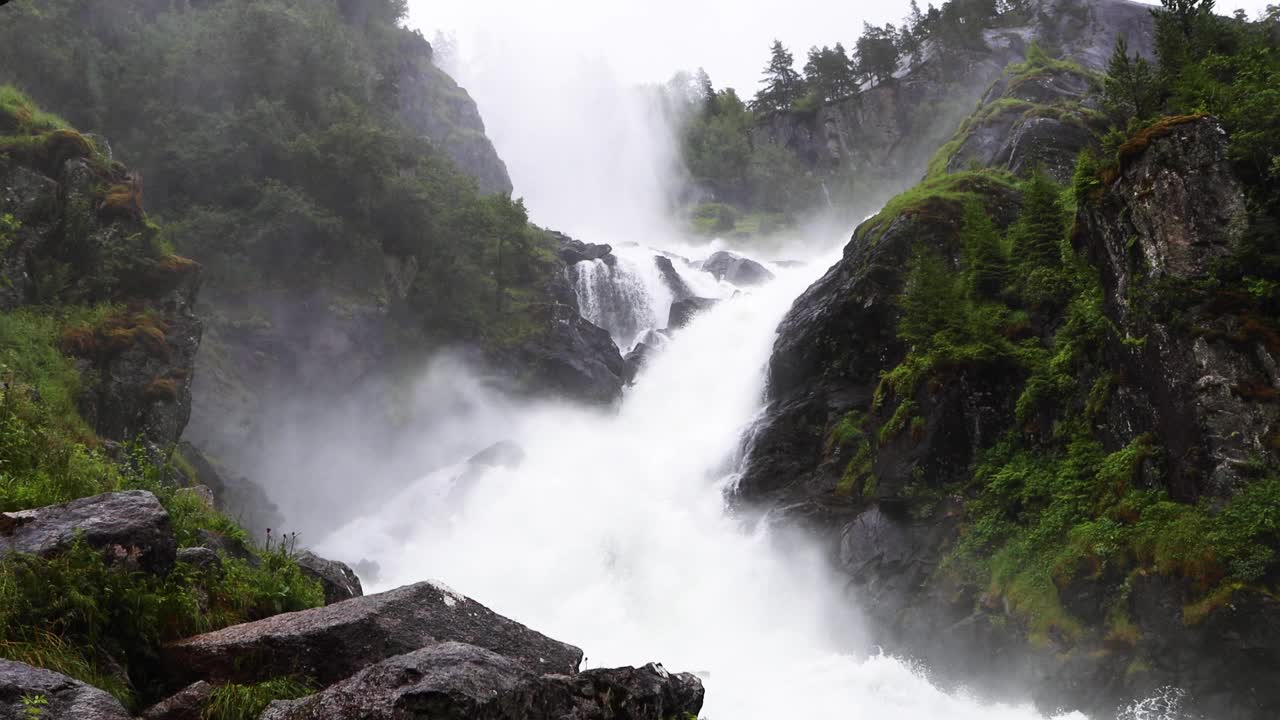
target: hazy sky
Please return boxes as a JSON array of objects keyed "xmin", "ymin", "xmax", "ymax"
[{"xmin": 410, "ymin": 0, "xmax": 1275, "ymax": 92}]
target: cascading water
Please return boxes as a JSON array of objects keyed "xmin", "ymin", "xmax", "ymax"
[
  {"xmin": 321, "ymin": 241, "xmax": 1100, "ymax": 720},
  {"xmin": 570, "ymin": 246, "xmax": 676, "ymax": 351}
]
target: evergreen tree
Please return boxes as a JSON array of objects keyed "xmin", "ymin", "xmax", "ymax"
[
  {"xmin": 804, "ymin": 44, "xmax": 856, "ymax": 102},
  {"xmin": 1103, "ymin": 35, "xmax": 1158, "ymax": 124},
  {"xmin": 753, "ymin": 40, "xmax": 805, "ymax": 112},
  {"xmin": 960, "ymin": 199, "xmax": 1008, "ymax": 299},
  {"xmin": 1010, "ymin": 171, "xmax": 1066, "ymax": 270},
  {"xmin": 899, "ymin": 248, "xmax": 965, "ymax": 349},
  {"xmin": 695, "ymin": 67, "xmax": 717, "ymax": 114},
  {"xmin": 856, "ymin": 23, "xmax": 901, "ymax": 85}
]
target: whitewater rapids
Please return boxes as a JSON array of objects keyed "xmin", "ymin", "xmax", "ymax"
[{"xmin": 319, "ymin": 241, "xmax": 1114, "ymax": 720}]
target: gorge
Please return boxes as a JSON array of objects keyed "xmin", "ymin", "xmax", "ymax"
[{"xmin": 1, "ymin": 0, "xmax": 1279, "ymax": 719}]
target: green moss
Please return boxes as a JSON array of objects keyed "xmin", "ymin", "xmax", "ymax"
[{"xmin": 857, "ymin": 170, "xmax": 1017, "ymax": 244}]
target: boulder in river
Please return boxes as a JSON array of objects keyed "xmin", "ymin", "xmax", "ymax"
[
  {"xmin": 163, "ymin": 581, "xmax": 583, "ymax": 687},
  {"xmin": 654, "ymin": 255, "xmax": 694, "ymax": 301},
  {"xmin": 700, "ymin": 251, "xmax": 774, "ymax": 286},
  {"xmin": 259, "ymin": 641, "xmax": 705, "ymax": 720},
  {"xmin": 0, "ymin": 490, "xmax": 175, "ymax": 573}
]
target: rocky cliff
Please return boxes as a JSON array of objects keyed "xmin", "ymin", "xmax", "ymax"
[
  {"xmin": 741, "ymin": 55, "xmax": 1279, "ymax": 720},
  {"xmin": 750, "ymin": 0, "xmax": 1153, "ymax": 209}
]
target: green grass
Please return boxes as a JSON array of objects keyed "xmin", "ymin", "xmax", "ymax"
[
  {"xmin": 202, "ymin": 677, "xmax": 314, "ymax": 720},
  {"xmin": 856, "ymin": 170, "xmax": 1017, "ymax": 244}
]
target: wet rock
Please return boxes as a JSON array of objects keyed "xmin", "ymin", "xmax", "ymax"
[
  {"xmin": 259, "ymin": 642, "xmax": 704, "ymax": 720},
  {"xmin": 700, "ymin": 251, "xmax": 774, "ymax": 287},
  {"xmin": 1079, "ymin": 116, "xmax": 1274, "ymax": 498},
  {"xmin": 164, "ymin": 581, "xmax": 582, "ymax": 687},
  {"xmin": 654, "ymin": 255, "xmax": 694, "ymax": 301},
  {"xmin": 176, "ymin": 547, "xmax": 222, "ymax": 573},
  {"xmin": 0, "ymin": 658, "xmax": 131, "ymax": 720},
  {"xmin": 498, "ymin": 302, "xmax": 626, "ymax": 405},
  {"xmin": 295, "ymin": 550, "xmax": 363, "ymax": 605},
  {"xmin": 557, "ymin": 235, "xmax": 615, "ymax": 266},
  {"xmin": 0, "ymin": 490, "xmax": 175, "ymax": 573},
  {"xmin": 668, "ymin": 298, "xmax": 718, "ymax": 330},
  {"xmin": 623, "ymin": 343, "xmax": 652, "ymax": 384},
  {"xmin": 140, "ymin": 681, "xmax": 213, "ymax": 720}
]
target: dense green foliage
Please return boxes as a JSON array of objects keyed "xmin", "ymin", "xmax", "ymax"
[
  {"xmin": 1, "ymin": 93, "xmax": 323, "ymax": 709},
  {"xmin": 0, "ymin": 0, "xmax": 558, "ymax": 343},
  {"xmin": 856, "ymin": 2, "xmax": 1280, "ymax": 642}
]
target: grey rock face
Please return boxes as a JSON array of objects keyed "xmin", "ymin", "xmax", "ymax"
[
  {"xmin": 260, "ymin": 642, "xmax": 705, "ymax": 720},
  {"xmin": 0, "ymin": 658, "xmax": 131, "ymax": 720},
  {"xmin": 0, "ymin": 490, "xmax": 175, "ymax": 573},
  {"xmin": 296, "ymin": 550, "xmax": 363, "ymax": 605},
  {"xmin": 654, "ymin": 255, "xmax": 694, "ymax": 301},
  {"xmin": 139, "ymin": 681, "xmax": 213, "ymax": 720},
  {"xmin": 1080, "ymin": 116, "xmax": 1273, "ymax": 499},
  {"xmin": 700, "ymin": 251, "xmax": 774, "ymax": 287},
  {"xmin": 163, "ymin": 582, "xmax": 583, "ymax": 687}
]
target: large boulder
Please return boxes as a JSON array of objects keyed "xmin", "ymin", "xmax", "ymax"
[
  {"xmin": 700, "ymin": 251, "xmax": 774, "ymax": 287},
  {"xmin": 163, "ymin": 581, "xmax": 582, "ymax": 687},
  {"xmin": 557, "ymin": 235, "xmax": 615, "ymax": 266},
  {"xmin": 140, "ymin": 681, "xmax": 213, "ymax": 720},
  {"xmin": 0, "ymin": 658, "xmax": 131, "ymax": 720},
  {"xmin": 654, "ymin": 255, "xmax": 694, "ymax": 301},
  {"xmin": 295, "ymin": 551, "xmax": 363, "ymax": 605},
  {"xmin": 0, "ymin": 490, "xmax": 175, "ymax": 573},
  {"xmin": 260, "ymin": 642, "xmax": 704, "ymax": 720}
]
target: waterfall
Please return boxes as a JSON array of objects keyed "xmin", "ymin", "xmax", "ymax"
[
  {"xmin": 319, "ymin": 240, "xmax": 1115, "ymax": 720},
  {"xmin": 570, "ymin": 248, "xmax": 675, "ymax": 352}
]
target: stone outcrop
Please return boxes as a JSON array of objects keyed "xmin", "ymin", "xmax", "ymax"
[
  {"xmin": 0, "ymin": 150, "xmax": 201, "ymax": 453},
  {"xmin": 700, "ymin": 251, "xmax": 774, "ymax": 287},
  {"xmin": 0, "ymin": 659, "xmax": 131, "ymax": 720},
  {"xmin": 260, "ymin": 642, "xmax": 705, "ymax": 720},
  {"xmin": 164, "ymin": 581, "xmax": 583, "ymax": 687},
  {"xmin": 295, "ymin": 551, "xmax": 364, "ymax": 605},
  {"xmin": 1079, "ymin": 116, "xmax": 1268, "ymax": 500},
  {"xmin": 741, "ymin": 109, "xmax": 1278, "ymax": 718},
  {"xmin": 0, "ymin": 490, "xmax": 176, "ymax": 573}
]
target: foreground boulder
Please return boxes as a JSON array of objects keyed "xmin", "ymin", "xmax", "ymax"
[
  {"xmin": 260, "ymin": 642, "xmax": 704, "ymax": 720},
  {"xmin": 0, "ymin": 490, "xmax": 175, "ymax": 573},
  {"xmin": 700, "ymin": 251, "xmax": 774, "ymax": 287},
  {"xmin": 0, "ymin": 658, "xmax": 131, "ymax": 720},
  {"xmin": 295, "ymin": 551, "xmax": 363, "ymax": 605},
  {"xmin": 164, "ymin": 581, "xmax": 582, "ymax": 687}
]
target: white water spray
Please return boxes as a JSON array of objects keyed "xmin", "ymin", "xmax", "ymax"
[{"xmin": 322, "ymin": 243, "xmax": 1097, "ymax": 720}]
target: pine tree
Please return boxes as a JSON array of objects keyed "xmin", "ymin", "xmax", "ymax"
[
  {"xmin": 1104, "ymin": 35, "xmax": 1158, "ymax": 123},
  {"xmin": 855, "ymin": 23, "xmax": 901, "ymax": 86},
  {"xmin": 695, "ymin": 67, "xmax": 716, "ymax": 114},
  {"xmin": 899, "ymin": 248, "xmax": 965, "ymax": 349},
  {"xmin": 1011, "ymin": 171, "xmax": 1066, "ymax": 270},
  {"xmin": 960, "ymin": 199, "xmax": 1008, "ymax": 299},
  {"xmin": 804, "ymin": 44, "xmax": 856, "ymax": 102},
  {"xmin": 753, "ymin": 40, "xmax": 805, "ymax": 112}
]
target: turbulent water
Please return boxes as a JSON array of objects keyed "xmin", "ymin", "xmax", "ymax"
[{"xmin": 320, "ymin": 238, "xmax": 1105, "ymax": 720}]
